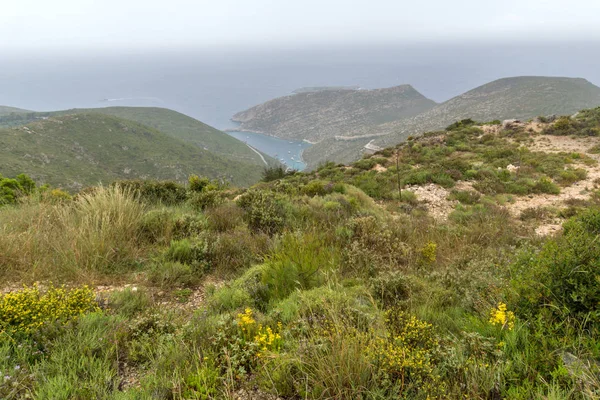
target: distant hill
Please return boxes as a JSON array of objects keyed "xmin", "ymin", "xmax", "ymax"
[
  {"xmin": 292, "ymin": 86, "xmax": 361, "ymax": 94},
  {"xmin": 53, "ymin": 107, "xmax": 269, "ymax": 167},
  {"xmin": 304, "ymin": 76, "xmax": 600, "ymax": 168},
  {"xmin": 0, "ymin": 114, "xmax": 268, "ymax": 190},
  {"xmin": 231, "ymin": 85, "xmax": 437, "ymax": 143},
  {"xmin": 0, "ymin": 105, "xmax": 30, "ymax": 116}
]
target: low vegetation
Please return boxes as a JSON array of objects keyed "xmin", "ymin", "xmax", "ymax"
[{"xmin": 2, "ymin": 108, "xmax": 600, "ymax": 398}]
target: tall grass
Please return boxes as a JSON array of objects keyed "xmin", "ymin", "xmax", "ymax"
[{"xmin": 0, "ymin": 185, "xmax": 145, "ymax": 282}]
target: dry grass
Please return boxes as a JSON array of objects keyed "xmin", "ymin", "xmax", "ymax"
[{"xmin": 0, "ymin": 186, "xmax": 145, "ymax": 282}]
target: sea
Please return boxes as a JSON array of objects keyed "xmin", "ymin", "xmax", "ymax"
[{"xmin": 2, "ymin": 42, "xmax": 600, "ymax": 170}]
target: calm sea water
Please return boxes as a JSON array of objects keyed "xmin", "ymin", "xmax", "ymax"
[{"xmin": 226, "ymin": 131, "xmax": 311, "ymax": 170}]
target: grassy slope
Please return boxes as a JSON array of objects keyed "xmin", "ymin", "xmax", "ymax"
[
  {"xmin": 2, "ymin": 110, "xmax": 600, "ymax": 398},
  {"xmin": 304, "ymin": 76, "xmax": 600, "ymax": 168},
  {"xmin": 0, "ymin": 113, "xmax": 266, "ymax": 190},
  {"xmin": 55, "ymin": 107, "xmax": 271, "ymax": 166},
  {"xmin": 0, "ymin": 105, "xmax": 30, "ymax": 116}
]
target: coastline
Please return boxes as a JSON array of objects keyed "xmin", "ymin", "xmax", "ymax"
[{"xmin": 225, "ymin": 125, "xmax": 318, "ymax": 145}]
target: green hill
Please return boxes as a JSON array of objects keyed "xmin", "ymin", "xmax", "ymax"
[
  {"xmin": 232, "ymin": 85, "xmax": 437, "ymax": 143},
  {"xmin": 0, "ymin": 113, "xmax": 267, "ymax": 190},
  {"xmin": 304, "ymin": 76, "xmax": 600, "ymax": 168},
  {"xmin": 54, "ymin": 107, "xmax": 269, "ymax": 167},
  {"xmin": 0, "ymin": 105, "xmax": 30, "ymax": 116}
]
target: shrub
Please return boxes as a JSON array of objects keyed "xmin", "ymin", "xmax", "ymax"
[
  {"xmin": 344, "ymin": 216, "xmax": 408, "ymax": 276},
  {"xmin": 262, "ymin": 232, "xmax": 340, "ymax": 301},
  {"xmin": 139, "ymin": 209, "xmax": 176, "ymax": 244},
  {"xmin": 446, "ymin": 118, "xmax": 477, "ymax": 131},
  {"xmin": 419, "ymin": 241, "xmax": 437, "ymax": 264},
  {"xmin": 188, "ymin": 174, "xmax": 211, "ymax": 192},
  {"xmin": 262, "ymin": 165, "xmax": 293, "ymax": 182},
  {"xmin": 301, "ymin": 180, "xmax": 334, "ymax": 197},
  {"xmin": 163, "ymin": 238, "xmax": 209, "ymax": 269},
  {"xmin": 533, "ymin": 177, "xmax": 560, "ymax": 194},
  {"xmin": 45, "ymin": 189, "xmax": 72, "ymax": 204},
  {"xmin": 108, "ymin": 287, "xmax": 151, "ymax": 317},
  {"xmin": 0, "ymin": 173, "xmax": 36, "ymax": 205},
  {"xmin": 557, "ymin": 168, "xmax": 587, "ymax": 186},
  {"xmin": 0, "ymin": 284, "xmax": 99, "ymax": 335},
  {"xmin": 366, "ymin": 309, "xmax": 444, "ymax": 397},
  {"xmin": 450, "ymin": 189, "xmax": 481, "ymax": 205},
  {"xmin": 513, "ymin": 209, "xmax": 600, "ymax": 326},
  {"xmin": 148, "ymin": 261, "xmax": 197, "ymax": 288},
  {"xmin": 237, "ymin": 190, "xmax": 290, "ymax": 235},
  {"xmin": 353, "ymin": 157, "xmax": 379, "ymax": 170},
  {"xmin": 187, "ymin": 190, "xmax": 224, "ymax": 211},
  {"xmin": 370, "ymin": 272, "xmax": 415, "ymax": 308},
  {"xmin": 173, "ymin": 213, "xmax": 208, "ymax": 238},
  {"xmin": 206, "ymin": 202, "xmax": 244, "ymax": 232},
  {"xmin": 519, "ymin": 206, "xmax": 553, "ymax": 221},
  {"xmin": 114, "ymin": 180, "xmax": 187, "ymax": 205},
  {"xmin": 209, "ymin": 229, "xmax": 270, "ymax": 275},
  {"xmin": 207, "ymin": 265, "xmax": 269, "ymax": 312}
]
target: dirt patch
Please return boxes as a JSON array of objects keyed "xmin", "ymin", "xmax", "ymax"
[
  {"xmin": 407, "ymin": 183, "xmax": 457, "ymax": 221},
  {"xmin": 372, "ymin": 164, "xmax": 387, "ymax": 172}
]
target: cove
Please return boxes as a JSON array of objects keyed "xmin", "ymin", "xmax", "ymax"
[{"xmin": 226, "ymin": 131, "xmax": 312, "ymax": 171}]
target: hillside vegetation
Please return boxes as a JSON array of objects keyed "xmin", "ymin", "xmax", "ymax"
[
  {"xmin": 0, "ymin": 106, "xmax": 30, "ymax": 116},
  {"xmin": 58, "ymin": 107, "xmax": 271, "ymax": 167},
  {"xmin": 232, "ymin": 85, "xmax": 437, "ymax": 142},
  {"xmin": 2, "ymin": 107, "xmax": 600, "ymax": 398},
  {"xmin": 246, "ymin": 76, "xmax": 600, "ymax": 168},
  {"xmin": 0, "ymin": 106, "xmax": 271, "ymax": 170},
  {"xmin": 0, "ymin": 113, "xmax": 267, "ymax": 190}
]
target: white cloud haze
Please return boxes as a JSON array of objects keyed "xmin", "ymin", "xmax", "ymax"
[{"xmin": 2, "ymin": 0, "xmax": 600, "ymax": 50}]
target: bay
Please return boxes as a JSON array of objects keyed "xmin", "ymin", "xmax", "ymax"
[{"xmin": 226, "ymin": 131, "xmax": 311, "ymax": 171}]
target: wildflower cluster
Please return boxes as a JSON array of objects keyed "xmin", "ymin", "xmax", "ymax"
[
  {"xmin": 366, "ymin": 309, "xmax": 443, "ymax": 395},
  {"xmin": 489, "ymin": 302, "xmax": 515, "ymax": 331},
  {"xmin": 236, "ymin": 308, "xmax": 283, "ymax": 356},
  {"xmin": 0, "ymin": 284, "xmax": 99, "ymax": 335},
  {"xmin": 419, "ymin": 241, "xmax": 437, "ymax": 264},
  {"xmin": 254, "ymin": 322, "xmax": 282, "ymax": 355},
  {"xmin": 237, "ymin": 308, "xmax": 256, "ymax": 333}
]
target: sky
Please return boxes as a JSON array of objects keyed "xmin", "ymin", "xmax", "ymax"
[{"xmin": 2, "ymin": 0, "xmax": 600, "ymax": 51}]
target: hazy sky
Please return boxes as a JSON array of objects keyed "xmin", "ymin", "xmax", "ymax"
[{"xmin": 3, "ymin": 0, "xmax": 600, "ymax": 51}]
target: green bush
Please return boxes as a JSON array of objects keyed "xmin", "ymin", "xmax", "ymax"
[
  {"xmin": 148, "ymin": 261, "xmax": 197, "ymax": 288},
  {"xmin": 0, "ymin": 173, "xmax": 36, "ymax": 206},
  {"xmin": 450, "ymin": 189, "xmax": 481, "ymax": 205},
  {"xmin": 206, "ymin": 202, "xmax": 244, "ymax": 232},
  {"xmin": 236, "ymin": 190, "xmax": 290, "ymax": 235},
  {"xmin": 109, "ymin": 287, "xmax": 152, "ymax": 317},
  {"xmin": 262, "ymin": 232, "xmax": 341, "ymax": 301},
  {"xmin": 139, "ymin": 209, "xmax": 176, "ymax": 244},
  {"xmin": 173, "ymin": 213, "xmax": 208, "ymax": 238},
  {"xmin": 262, "ymin": 165, "xmax": 293, "ymax": 182},
  {"xmin": 446, "ymin": 118, "xmax": 477, "ymax": 131},
  {"xmin": 187, "ymin": 189, "xmax": 223, "ymax": 211},
  {"xmin": 533, "ymin": 177, "xmax": 560, "ymax": 194},
  {"xmin": 188, "ymin": 174, "xmax": 211, "ymax": 192},
  {"xmin": 209, "ymin": 229, "xmax": 269, "ymax": 275},
  {"xmin": 353, "ymin": 157, "xmax": 379, "ymax": 170},
  {"xmin": 301, "ymin": 180, "xmax": 333, "ymax": 196},
  {"xmin": 114, "ymin": 180, "xmax": 187, "ymax": 205},
  {"xmin": 370, "ymin": 272, "xmax": 415, "ymax": 308},
  {"xmin": 163, "ymin": 238, "xmax": 209, "ymax": 269},
  {"xmin": 543, "ymin": 116, "xmax": 581, "ymax": 135},
  {"xmin": 513, "ymin": 209, "xmax": 600, "ymax": 326}
]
